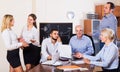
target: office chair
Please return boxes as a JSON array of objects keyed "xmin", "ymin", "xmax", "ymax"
[{"xmin": 118, "ymin": 57, "xmax": 120, "ymax": 71}]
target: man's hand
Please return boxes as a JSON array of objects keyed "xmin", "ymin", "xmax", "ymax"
[
  {"xmin": 57, "ymin": 36, "xmax": 61, "ymax": 42},
  {"xmin": 47, "ymin": 55, "xmax": 52, "ymax": 60},
  {"xmin": 73, "ymin": 52, "xmax": 83, "ymax": 58}
]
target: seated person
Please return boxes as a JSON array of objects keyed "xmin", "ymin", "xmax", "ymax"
[
  {"xmin": 81, "ymin": 28, "xmax": 119, "ymax": 72},
  {"xmin": 69, "ymin": 25, "xmax": 94, "ymax": 59},
  {"xmin": 40, "ymin": 29, "xmax": 62, "ymax": 62}
]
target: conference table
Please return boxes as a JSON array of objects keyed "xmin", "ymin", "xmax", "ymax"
[
  {"xmin": 29, "ymin": 49, "xmax": 120, "ymax": 72},
  {"xmin": 29, "ymin": 61, "xmax": 94, "ymax": 72}
]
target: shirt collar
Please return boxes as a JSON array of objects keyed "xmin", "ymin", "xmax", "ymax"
[
  {"xmin": 104, "ymin": 13, "xmax": 113, "ymax": 18},
  {"xmin": 26, "ymin": 25, "xmax": 35, "ymax": 31},
  {"xmin": 75, "ymin": 35, "xmax": 84, "ymax": 40},
  {"xmin": 104, "ymin": 42, "xmax": 114, "ymax": 47},
  {"xmin": 48, "ymin": 37, "xmax": 58, "ymax": 45}
]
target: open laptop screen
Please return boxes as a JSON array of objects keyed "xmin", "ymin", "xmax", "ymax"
[{"xmin": 58, "ymin": 45, "xmax": 72, "ymax": 59}]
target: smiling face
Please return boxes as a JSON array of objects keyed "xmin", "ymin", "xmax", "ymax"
[
  {"xmin": 99, "ymin": 28, "xmax": 114, "ymax": 43},
  {"xmin": 104, "ymin": 4, "xmax": 112, "ymax": 15},
  {"xmin": 10, "ymin": 19, "xmax": 14, "ymax": 27},
  {"xmin": 27, "ymin": 16, "xmax": 34, "ymax": 25},
  {"xmin": 100, "ymin": 32, "xmax": 107, "ymax": 43},
  {"xmin": 75, "ymin": 25, "xmax": 83, "ymax": 38}
]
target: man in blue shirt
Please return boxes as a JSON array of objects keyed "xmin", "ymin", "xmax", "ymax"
[
  {"xmin": 69, "ymin": 25, "xmax": 94, "ymax": 59},
  {"xmin": 99, "ymin": 2, "xmax": 117, "ymax": 48}
]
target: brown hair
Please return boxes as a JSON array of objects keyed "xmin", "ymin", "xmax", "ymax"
[
  {"xmin": 28, "ymin": 13, "xmax": 37, "ymax": 28},
  {"xmin": 107, "ymin": 2, "xmax": 115, "ymax": 9}
]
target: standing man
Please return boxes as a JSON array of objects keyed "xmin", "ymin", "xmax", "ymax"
[
  {"xmin": 96, "ymin": 2, "xmax": 117, "ymax": 49},
  {"xmin": 100, "ymin": 2, "xmax": 117, "ymax": 33},
  {"xmin": 69, "ymin": 25, "xmax": 94, "ymax": 59},
  {"xmin": 40, "ymin": 29, "xmax": 62, "ymax": 62}
]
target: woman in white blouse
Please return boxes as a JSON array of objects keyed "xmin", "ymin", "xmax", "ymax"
[
  {"xmin": 80, "ymin": 28, "xmax": 119, "ymax": 72},
  {"xmin": 20, "ymin": 13, "xmax": 40, "ymax": 71},
  {"xmin": 1, "ymin": 14, "xmax": 28, "ymax": 72}
]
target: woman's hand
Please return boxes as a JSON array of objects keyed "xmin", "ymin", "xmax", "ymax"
[
  {"xmin": 18, "ymin": 37, "xmax": 24, "ymax": 42},
  {"xmin": 30, "ymin": 39, "xmax": 36, "ymax": 43},
  {"xmin": 83, "ymin": 58, "xmax": 90, "ymax": 64},
  {"xmin": 20, "ymin": 39, "xmax": 29, "ymax": 48}
]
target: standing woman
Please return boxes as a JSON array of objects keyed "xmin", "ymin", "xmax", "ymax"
[
  {"xmin": 1, "ymin": 14, "xmax": 28, "ymax": 72},
  {"xmin": 21, "ymin": 13, "xmax": 40, "ymax": 71}
]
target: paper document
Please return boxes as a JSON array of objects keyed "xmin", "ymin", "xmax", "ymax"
[
  {"xmin": 71, "ymin": 60, "xmax": 84, "ymax": 64},
  {"xmin": 42, "ymin": 60, "xmax": 63, "ymax": 66},
  {"xmin": 64, "ymin": 68, "xmax": 88, "ymax": 71},
  {"xmin": 58, "ymin": 45, "xmax": 72, "ymax": 58}
]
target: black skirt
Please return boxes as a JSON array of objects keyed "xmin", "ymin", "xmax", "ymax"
[
  {"xmin": 23, "ymin": 44, "xmax": 41, "ymax": 66},
  {"xmin": 7, "ymin": 48, "xmax": 21, "ymax": 68}
]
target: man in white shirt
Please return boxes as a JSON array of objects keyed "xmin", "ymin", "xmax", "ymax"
[{"xmin": 40, "ymin": 29, "xmax": 62, "ymax": 62}]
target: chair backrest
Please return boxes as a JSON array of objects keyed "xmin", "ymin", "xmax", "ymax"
[{"xmin": 118, "ymin": 57, "xmax": 120, "ymax": 71}]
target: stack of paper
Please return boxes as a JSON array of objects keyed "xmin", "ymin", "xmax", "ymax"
[
  {"xmin": 71, "ymin": 60, "xmax": 84, "ymax": 64},
  {"xmin": 42, "ymin": 60, "xmax": 63, "ymax": 66}
]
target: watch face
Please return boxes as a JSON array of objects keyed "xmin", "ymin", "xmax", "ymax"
[{"xmin": 67, "ymin": 11, "xmax": 75, "ymax": 19}]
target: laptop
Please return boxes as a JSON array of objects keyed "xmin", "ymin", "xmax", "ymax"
[{"xmin": 58, "ymin": 45, "xmax": 72, "ymax": 60}]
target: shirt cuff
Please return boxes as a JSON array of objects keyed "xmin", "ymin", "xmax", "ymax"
[
  {"xmin": 83, "ymin": 54, "xmax": 88, "ymax": 58},
  {"xmin": 90, "ymin": 61, "xmax": 94, "ymax": 64},
  {"xmin": 18, "ymin": 43, "xmax": 22, "ymax": 47}
]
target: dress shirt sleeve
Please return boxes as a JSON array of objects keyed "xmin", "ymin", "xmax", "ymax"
[
  {"xmin": 41, "ymin": 39, "xmax": 49, "ymax": 61},
  {"xmin": 83, "ymin": 38, "xmax": 94, "ymax": 55},
  {"xmin": 69, "ymin": 37, "xmax": 75, "ymax": 53},
  {"xmin": 58, "ymin": 42, "xmax": 62, "ymax": 45},
  {"xmin": 83, "ymin": 47, "xmax": 104, "ymax": 61},
  {"xmin": 2, "ymin": 30, "xmax": 22, "ymax": 50},
  {"xmin": 90, "ymin": 46, "xmax": 118, "ymax": 67},
  {"xmin": 32, "ymin": 30, "xmax": 40, "ymax": 47},
  {"xmin": 109, "ymin": 17, "xmax": 117, "ymax": 34}
]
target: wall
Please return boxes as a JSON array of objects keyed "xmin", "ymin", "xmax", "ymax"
[
  {"xmin": 36, "ymin": 0, "xmax": 119, "ymax": 33},
  {"xmin": 0, "ymin": 0, "xmax": 32, "ymax": 72},
  {"xmin": 0, "ymin": 0, "xmax": 119, "ymax": 72}
]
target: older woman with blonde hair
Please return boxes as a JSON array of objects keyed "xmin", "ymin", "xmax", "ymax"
[
  {"xmin": 1, "ymin": 14, "xmax": 28, "ymax": 72},
  {"xmin": 80, "ymin": 28, "xmax": 119, "ymax": 72}
]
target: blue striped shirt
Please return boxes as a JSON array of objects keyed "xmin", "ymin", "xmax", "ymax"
[
  {"xmin": 100, "ymin": 13, "xmax": 117, "ymax": 33},
  {"xmin": 69, "ymin": 35, "xmax": 94, "ymax": 55},
  {"xmin": 93, "ymin": 13, "xmax": 117, "ymax": 37},
  {"xmin": 84, "ymin": 42, "xmax": 119, "ymax": 69}
]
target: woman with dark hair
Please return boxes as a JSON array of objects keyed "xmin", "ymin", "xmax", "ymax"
[{"xmin": 20, "ymin": 13, "xmax": 40, "ymax": 71}]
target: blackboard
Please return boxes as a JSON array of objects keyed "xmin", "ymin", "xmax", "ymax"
[{"xmin": 39, "ymin": 23, "xmax": 72, "ymax": 44}]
